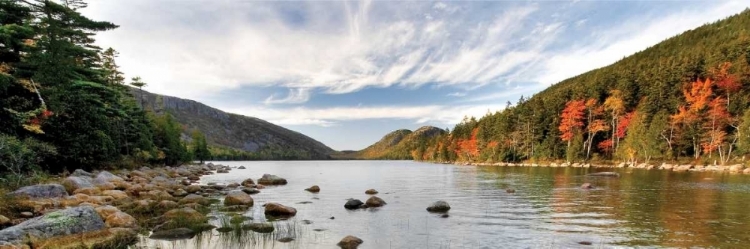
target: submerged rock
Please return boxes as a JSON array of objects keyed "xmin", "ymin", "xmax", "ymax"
[
  {"xmin": 337, "ymin": 235, "xmax": 364, "ymax": 249},
  {"xmin": 305, "ymin": 185, "xmax": 320, "ymax": 193},
  {"xmin": 344, "ymin": 199, "xmax": 365, "ymax": 210},
  {"xmin": 10, "ymin": 184, "xmax": 68, "ymax": 199},
  {"xmin": 238, "ymin": 166, "xmax": 247, "ymax": 169},
  {"xmin": 426, "ymin": 201, "xmax": 451, "ymax": 213},
  {"xmin": 264, "ymin": 203, "xmax": 297, "ymax": 217},
  {"xmin": 149, "ymin": 228, "xmax": 196, "ymax": 240},
  {"xmin": 242, "ymin": 222, "xmax": 274, "ymax": 233},
  {"xmin": 581, "ymin": 183, "xmax": 593, "ymax": 189},
  {"xmin": 257, "ymin": 174, "xmax": 287, "ymax": 185},
  {"xmin": 506, "ymin": 189, "xmax": 516, "ymax": 193},
  {"xmin": 365, "ymin": 196, "xmax": 386, "ymax": 207},
  {"xmin": 242, "ymin": 188, "xmax": 260, "ymax": 195}
]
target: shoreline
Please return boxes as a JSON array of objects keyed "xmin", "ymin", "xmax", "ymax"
[{"xmin": 440, "ymin": 161, "xmax": 750, "ymax": 174}]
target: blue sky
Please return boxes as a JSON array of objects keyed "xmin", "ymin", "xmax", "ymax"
[{"xmin": 83, "ymin": 0, "xmax": 749, "ymax": 151}]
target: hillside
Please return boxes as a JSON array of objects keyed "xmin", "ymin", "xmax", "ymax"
[
  {"xmin": 385, "ymin": 9, "xmax": 750, "ymax": 164},
  {"xmin": 358, "ymin": 126, "xmax": 447, "ymax": 159},
  {"xmin": 131, "ymin": 89, "xmax": 334, "ymax": 160}
]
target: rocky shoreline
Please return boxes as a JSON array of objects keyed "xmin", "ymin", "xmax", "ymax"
[{"xmin": 450, "ymin": 161, "xmax": 750, "ymax": 174}]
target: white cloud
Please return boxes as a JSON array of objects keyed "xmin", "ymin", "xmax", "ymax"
[
  {"xmin": 264, "ymin": 88, "xmax": 312, "ymax": 105},
  {"xmin": 447, "ymin": 92, "xmax": 466, "ymax": 97}
]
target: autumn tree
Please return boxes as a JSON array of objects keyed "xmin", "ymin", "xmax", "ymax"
[
  {"xmin": 559, "ymin": 100, "xmax": 586, "ymax": 148},
  {"xmin": 672, "ymin": 78, "xmax": 714, "ymax": 159},
  {"xmin": 584, "ymin": 99, "xmax": 609, "ymax": 160},
  {"xmin": 603, "ymin": 90, "xmax": 626, "ymax": 150}
]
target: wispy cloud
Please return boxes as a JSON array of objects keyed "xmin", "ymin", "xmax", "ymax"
[{"xmin": 264, "ymin": 88, "xmax": 311, "ymax": 105}]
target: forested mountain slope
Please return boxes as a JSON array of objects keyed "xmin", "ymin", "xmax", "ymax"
[
  {"xmin": 358, "ymin": 126, "xmax": 447, "ymax": 159},
  {"xmin": 400, "ymin": 9, "xmax": 750, "ymax": 164},
  {"xmin": 132, "ymin": 89, "xmax": 334, "ymax": 160}
]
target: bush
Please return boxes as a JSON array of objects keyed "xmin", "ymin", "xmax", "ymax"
[{"xmin": 0, "ymin": 135, "xmax": 57, "ymax": 188}]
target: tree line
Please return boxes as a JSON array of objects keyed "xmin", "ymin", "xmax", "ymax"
[
  {"xmin": 411, "ymin": 9, "xmax": 750, "ymax": 165},
  {"xmin": 0, "ymin": 0, "xmax": 211, "ymax": 178}
]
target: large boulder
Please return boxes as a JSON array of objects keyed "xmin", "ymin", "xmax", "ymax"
[
  {"xmin": 337, "ymin": 235, "xmax": 363, "ymax": 249},
  {"xmin": 224, "ymin": 191, "xmax": 254, "ymax": 206},
  {"xmin": 163, "ymin": 207, "xmax": 207, "ymax": 224},
  {"xmin": 241, "ymin": 178, "xmax": 255, "ymax": 187},
  {"xmin": 0, "ymin": 206, "xmax": 105, "ymax": 246},
  {"xmin": 426, "ymin": 201, "xmax": 451, "ymax": 213},
  {"xmin": 104, "ymin": 211, "xmax": 138, "ymax": 229},
  {"xmin": 178, "ymin": 194, "xmax": 210, "ymax": 206},
  {"xmin": 61, "ymin": 176, "xmax": 94, "ymax": 194},
  {"xmin": 71, "ymin": 169, "xmax": 94, "ymax": 178},
  {"xmin": 365, "ymin": 196, "xmax": 386, "ymax": 207},
  {"xmin": 185, "ymin": 185, "xmax": 202, "ymax": 193},
  {"xmin": 94, "ymin": 171, "xmax": 124, "ymax": 186},
  {"xmin": 344, "ymin": 199, "xmax": 365, "ymax": 210},
  {"xmin": 10, "ymin": 184, "xmax": 68, "ymax": 199},
  {"xmin": 305, "ymin": 185, "xmax": 320, "ymax": 193},
  {"xmin": 257, "ymin": 174, "xmax": 287, "ymax": 185},
  {"xmin": 264, "ymin": 203, "xmax": 297, "ymax": 217}
]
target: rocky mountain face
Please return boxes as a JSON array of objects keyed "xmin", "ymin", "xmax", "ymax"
[
  {"xmin": 131, "ymin": 89, "xmax": 333, "ymax": 159},
  {"xmin": 357, "ymin": 126, "xmax": 446, "ymax": 159}
]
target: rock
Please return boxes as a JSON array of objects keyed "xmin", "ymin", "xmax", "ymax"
[
  {"xmin": 587, "ymin": 172, "xmax": 620, "ymax": 177},
  {"xmin": 163, "ymin": 207, "xmax": 206, "ymax": 223},
  {"xmin": 227, "ymin": 183, "xmax": 240, "ymax": 188},
  {"xmin": 278, "ymin": 237, "xmax": 294, "ymax": 243},
  {"xmin": 149, "ymin": 228, "xmax": 196, "ymax": 240},
  {"xmin": 185, "ymin": 185, "xmax": 202, "ymax": 193},
  {"xmin": 105, "ymin": 211, "xmax": 137, "ymax": 229},
  {"xmin": 506, "ymin": 189, "xmax": 516, "ymax": 193},
  {"xmin": 187, "ymin": 175, "xmax": 200, "ymax": 181},
  {"xmin": 157, "ymin": 200, "xmax": 179, "ymax": 210},
  {"xmin": 179, "ymin": 194, "xmax": 210, "ymax": 206},
  {"xmin": 440, "ymin": 214, "xmax": 450, "ymax": 218},
  {"xmin": 264, "ymin": 203, "xmax": 297, "ymax": 217},
  {"xmin": 0, "ymin": 215, "xmax": 11, "ymax": 227},
  {"xmin": 744, "ymin": 168, "xmax": 750, "ymax": 174},
  {"xmin": 337, "ymin": 235, "xmax": 363, "ymax": 249},
  {"xmin": 172, "ymin": 189, "xmax": 188, "ymax": 197},
  {"xmin": 224, "ymin": 191, "xmax": 254, "ymax": 206},
  {"xmin": 365, "ymin": 189, "xmax": 378, "ymax": 195},
  {"xmin": 71, "ymin": 169, "xmax": 94, "ymax": 177},
  {"xmin": 180, "ymin": 179, "xmax": 191, "ymax": 186},
  {"xmin": 210, "ymin": 185, "xmax": 226, "ymax": 190},
  {"xmin": 20, "ymin": 212, "xmax": 34, "ymax": 218},
  {"xmin": 426, "ymin": 201, "xmax": 451, "ymax": 213},
  {"xmin": 0, "ymin": 206, "xmax": 105, "ymax": 246},
  {"xmin": 73, "ymin": 187, "xmax": 101, "ymax": 196},
  {"xmin": 61, "ymin": 176, "xmax": 94, "ymax": 194},
  {"xmin": 94, "ymin": 205, "xmax": 120, "ymax": 219},
  {"xmin": 305, "ymin": 185, "xmax": 320, "ymax": 193},
  {"xmin": 102, "ymin": 190, "xmax": 129, "ymax": 200},
  {"xmin": 301, "ymin": 220, "xmax": 313, "ymax": 225},
  {"xmin": 257, "ymin": 174, "xmax": 287, "ymax": 185},
  {"xmin": 729, "ymin": 164, "xmax": 744, "ymax": 173},
  {"xmin": 674, "ymin": 165, "xmax": 693, "ymax": 172},
  {"xmin": 241, "ymin": 178, "xmax": 255, "ymax": 187},
  {"xmin": 241, "ymin": 188, "xmax": 260, "ymax": 195},
  {"xmin": 255, "ymin": 184, "xmax": 266, "ymax": 189},
  {"xmin": 216, "ymin": 169, "xmax": 229, "ymax": 173},
  {"xmin": 242, "ymin": 222, "xmax": 274, "ymax": 233},
  {"xmin": 238, "ymin": 166, "xmax": 246, "ymax": 169},
  {"xmin": 94, "ymin": 171, "xmax": 124, "ymax": 184},
  {"xmin": 365, "ymin": 196, "xmax": 386, "ymax": 207},
  {"xmin": 344, "ymin": 199, "xmax": 365, "ymax": 210},
  {"xmin": 10, "ymin": 184, "xmax": 68, "ymax": 199},
  {"xmin": 581, "ymin": 183, "xmax": 593, "ymax": 189}
]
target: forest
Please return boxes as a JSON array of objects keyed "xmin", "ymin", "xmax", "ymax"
[
  {"xmin": 0, "ymin": 0, "xmax": 213, "ymax": 183},
  {"xmin": 411, "ymin": 10, "xmax": 750, "ymax": 165}
]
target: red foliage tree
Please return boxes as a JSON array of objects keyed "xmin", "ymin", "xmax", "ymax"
[{"xmin": 559, "ymin": 99, "xmax": 586, "ymax": 147}]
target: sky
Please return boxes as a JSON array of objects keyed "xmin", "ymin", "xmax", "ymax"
[{"xmin": 81, "ymin": 0, "xmax": 750, "ymax": 151}]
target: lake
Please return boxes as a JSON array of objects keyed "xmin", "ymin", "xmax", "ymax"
[{"xmin": 134, "ymin": 160, "xmax": 750, "ymax": 248}]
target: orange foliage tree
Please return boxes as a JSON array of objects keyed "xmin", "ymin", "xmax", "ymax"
[
  {"xmin": 455, "ymin": 127, "xmax": 480, "ymax": 160},
  {"xmin": 559, "ymin": 100, "xmax": 587, "ymax": 148}
]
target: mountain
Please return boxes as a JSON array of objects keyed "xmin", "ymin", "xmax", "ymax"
[
  {"xmin": 357, "ymin": 126, "xmax": 447, "ymax": 159},
  {"xmin": 375, "ymin": 9, "xmax": 750, "ymax": 164},
  {"xmin": 131, "ymin": 89, "xmax": 334, "ymax": 159}
]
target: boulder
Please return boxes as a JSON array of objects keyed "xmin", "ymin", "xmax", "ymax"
[
  {"xmin": 227, "ymin": 183, "xmax": 240, "ymax": 188},
  {"xmin": 94, "ymin": 205, "xmax": 120, "ymax": 219},
  {"xmin": 305, "ymin": 185, "xmax": 320, "ymax": 193},
  {"xmin": 224, "ymin": 191, "xmax": 254, "ymax": 206},
  {"xmin": 187, "ymin": 175, "xmax": 200, "ymax": 181},
  {"xmin": 0, "ymin": 206, "xmax": 105, "ymax": 246},
  {"xmin": 506, "ymin": 189, "xmax": 516, "ymax": 193},
  {"xmin": 744, "ymin": 168, "xmax": 750, "ymax": 174},
  {"xmin": 172, "ymin": 189, "xmax": 188, "ymax": 197},
  {"xmin": 157, "ymin": 200, "xmax": 179, "ymax": 210},
  {"xmin": 257, "ymin": 174, "xmax": 287, "ymax": 185},
  {"xmin": 581, "ymin": 183, "xmax": 593, "ymax": 189},
  {"xmin": 185, "ymin": 185, "xmax": 202, "ymax": 193},
  {"xmin": 729, "ymin": 164, "xmax": 744, "ymax": 173},
  {"xmin": 179, "ymin": 194, "xmax": 210, "ymax": 206},
  {"xmin": 105, "ymin": 211, "xmax": 137, "ymax": 229},
  {"xmin": 264, "ymin": 203, "xmax": 297, "ymax": 217},
  {"xmin": 586, "ymin": 172, "xmax": 620, "ymax": 177},
  {"xmin": 11, "ymin": 184, "xmax": 68, "ymax": 199},
  {"xmin": 238, "ymin": 166, "xmax": 246, "ymax": 169},
  {"xmin": 149, "ymin": 228, "xmax": 196, "ymax": 240},
  {"xmin": 344, "ymin": 199, "xmax": 365, "ymax": 210},
  {"xmin": 94, "ymin": 171, "xmax": 124, "ymax": 184},
  {"xmin": 20, "ymin": 212, "xmax": 34, "ymax": 218},
  {"xmin": 337, "ymin": 235, "xmax": 363, "ymax": 249},
  {"xmin": 73, "ymin": 187, "xmax": 101, "ymax": 196},
  {"xmin": 0, "ymin": 215, "xmax": 11, "ymax": 227},
  {"xmin": 365, "ymin": 196, "xmax": 386, "ymax": 207},
  {"xmin": 426, "ymin": 201, "xmax": 451, "ymax": 213},
  {"xmin": 241, "ymin": 188, "xmax": 260, "ymax": 195},
  {"xmin": 365, "ymin": 189, "xmax": 378, "ymax": 195},
  {"xmin": 101, "ymin": 190, "xmax": 129, "ymax": 200},
  {"xmin": 71, "ymin": 169, "xmax": 94, "ymax": 178},
  {"xmin": 241, "ymin": 178, "xmax": 255, "ymax": 187},
  {"xmin": 61, "ymin": 176, "xmax": 94, "ymax": 194},
  {"xmin": 163, "ymin": 207, "xmax": 206, "ymax": 223},
  {"xmin": 242, "ymin": 223, "xmax": 274, "ymax": 233}
]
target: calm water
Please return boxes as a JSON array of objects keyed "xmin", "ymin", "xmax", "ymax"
[{"xmin": 135, "ymin": 161, "xmax": 750, "ymax": 248}]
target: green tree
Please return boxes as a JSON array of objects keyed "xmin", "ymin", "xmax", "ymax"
[{"xmin": 191, "ymin": 130, "xmax": 211, "ymax": 163}]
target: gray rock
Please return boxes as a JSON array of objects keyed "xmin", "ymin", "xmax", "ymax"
[
  {"xmin": 344, "ymin": 199, "xmax": 365, "ymax": 210},
  {"xmin": 10, "ymin": 184, "xmax": 68, "ymax": 199},
  {"xmin": 0, "ymin": 206, "xmax": 105, "ymax": 245},
  {"xmin": 62, "ymin": 176, "xmax": 94, "ymax": 194},
  {"xmin": 426, "ymin": 201, "xmax": 451, "ymax": 213},
  {"xmin": 94, "ymin": 171, "xmax": 124, "ymax": 183},
  {"xmin": 71, "ymin": 169, "xmax": 94, "ymax": 178}
]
